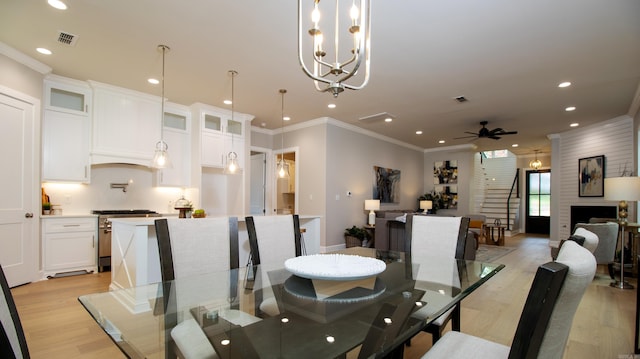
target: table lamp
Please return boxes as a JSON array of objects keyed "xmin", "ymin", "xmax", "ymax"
[
  {"xmin": 420, "ymin": 200, "xmax": 432, "ymax": 214},
  {"xmin": 365, "ymin": 199, "xmax": 380, "ymax": 226},
  {"xmin": 604, "ymin": 176, "xmax": 640, "ymax": 289}
]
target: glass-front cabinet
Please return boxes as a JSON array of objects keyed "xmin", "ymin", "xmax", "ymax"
[
  {"xmin": 42, "ymin": 75, "xmax": 92, "ymax": 182},
  {"xmin": 192, "ymin": 103, "xmax": 249, "ymax": 169}
]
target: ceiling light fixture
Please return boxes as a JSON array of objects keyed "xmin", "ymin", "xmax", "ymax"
[
  {"xmin": 48, "ymin": 0, "xmax": 67, "ymax": 10},
  {"xmin": 416, "ymin": 130, "xmax": 423, "ymax": 135},
  {"xmin": 298, "ymin": 0, "xmax": 371, "ymax": 97},
  {"xmin": 277, "ymin": 89, "xmax": 290, "ymax": 178},
  {"xmin": 36, "ymin": 47, "xmax": 52, "ymax": 55},
  {"xmin": 225, "ymin": 70, "xmax": 239, "ymax": 174},
  {"xmin": 565, "ymin": 106, "xmax": 576, "ymax": 111},
  {"xmin": 558, "ymin": 81, "xmax": 572, "ymax": 88},
  {"xmin": 529, "ymin": 150, "xmax": 542, "ymax": 170},
  {"xmin": 570, "ymin": 123, "xmax": 579, "ymax": 127},
  {"xmin": 151, "ymin": 45, "xmax": 172, "ymax": 169}
]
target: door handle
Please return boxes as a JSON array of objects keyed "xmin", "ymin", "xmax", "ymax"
[{"xmin": 25, "ymin": 212, "xmax": 34, "ymax": 218}]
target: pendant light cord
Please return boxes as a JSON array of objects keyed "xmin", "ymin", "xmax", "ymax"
[{"xmin": 280, "ymin": 89, "xmax": 287, "ymax": 164}]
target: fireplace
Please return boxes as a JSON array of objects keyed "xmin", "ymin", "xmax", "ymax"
[{"xmin": 570, "ymin": 205, "xmax": 617, "ymax": 230}]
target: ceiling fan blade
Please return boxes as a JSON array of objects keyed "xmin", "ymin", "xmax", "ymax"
[
  {"xmin": 489, "ymin": 136, "xmax": 501, "ymax": 140},
  {"xmin": 454, "ymin": 135, "xmax": 478, "ymax": 140},
  {"xmin": 497, "ymin": 130, "xmax": 518, "ymax": 135},
  {"xmin": 489, "ymin": 128, "xmax": 503, "ymax": 134},
  {"xmin": 464, "ymin": 131, "xmax": 478, "ymax": 136}
]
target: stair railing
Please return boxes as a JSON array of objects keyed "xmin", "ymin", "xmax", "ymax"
[{"xmin": 506, "ymin": 169, "xmax": 520, "ymax": 230}]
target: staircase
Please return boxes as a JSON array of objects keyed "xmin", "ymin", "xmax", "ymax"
[{"xmin": 480, "ymin": 188, "xmax": 520, "ymax": 237}]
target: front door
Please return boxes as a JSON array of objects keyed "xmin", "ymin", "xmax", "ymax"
[
  {"xmin": 525, "ymin": 169, "xmax": 551, "ymax": 234},
  {"xmin": 0, "ymin": 88, "xmax": 38, "ymax": 287}
]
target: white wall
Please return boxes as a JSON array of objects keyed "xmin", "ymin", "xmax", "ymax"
[{"xmin": 552, "ymin": 115, "xmax": 635, "ymax": 244}]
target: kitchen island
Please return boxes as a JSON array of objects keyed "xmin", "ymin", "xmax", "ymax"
[{"xmin": 109, "ymin": 215, "xmax": 322, "ymax": 312}]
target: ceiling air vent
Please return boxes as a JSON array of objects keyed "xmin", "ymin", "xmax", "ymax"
[
  {"xmin": 57, "ymin": 31, "xmax": 78, "ymax": 46},
  {"xmin": 454, "ymin": 96, "xmax": 468, "ymax": 103},
  {"xmin": 359, "ymin": 112, "xmax": 396, "ymax": 122}
]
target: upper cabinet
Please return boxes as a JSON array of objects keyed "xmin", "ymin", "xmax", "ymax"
[
  {"xmin": 155, "ymin": 103, "xmax": 192, "ymax": 187},
  {"xmin": 42, "ymin": 76, "xmax": 92, "ymax": 183},
  {"xmin": 89, "ymin": 81, "xmax": 161, "ymax": 166},
  {"xmin": 191, "ymin": 103, "xmax": 253, "ymax": 170},
  {"xmin": 44, "ymin": 75, "xmax": 91, "ymax": 115}
]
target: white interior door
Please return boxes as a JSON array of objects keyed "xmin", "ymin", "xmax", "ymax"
[{"xmin": 0, "ymin": 88, "xmax": 38, "ymax": 287}]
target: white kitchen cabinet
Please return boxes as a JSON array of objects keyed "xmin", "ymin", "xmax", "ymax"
[
  {"xmin": 155, "ymin": 103, "xmax": 191, "ymax": 187},
  {"xmin": 42, "ymin": 77, "xmax": 92, "ymax": 182},
  {"xmin": 44, "ymin": 75, "xmax": 92, "ymax": 115},
  {"xmin": 42, "ymin": 216, "xmax": 98, "ymax": 278},
  {"xmin": 90, "ymin": 81, "xmax": 161, "ymax": 166},
  {"xmin": 192, "ymin": 103, "xmax": 251, "ymax": 169}
]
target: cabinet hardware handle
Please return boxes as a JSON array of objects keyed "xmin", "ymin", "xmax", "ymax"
[{"xmin": 63, "ymin": 224, "xmax": 81, "ymax": 227}]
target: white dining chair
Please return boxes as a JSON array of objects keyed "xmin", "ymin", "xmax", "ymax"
[
  {"xmin": 155, "ymin": 217, "xmax": 260, "ymax": 359},
  {"xmin": 245, "ymin": 214, "xmax": 302, "ymax": 317},
  {"xmin": 421, "ymin": 240, "xmax": 596, "ymax": 359},
  {"xmin": 404, "ymin": 214, "xmax": 471, "ymax": 345}
]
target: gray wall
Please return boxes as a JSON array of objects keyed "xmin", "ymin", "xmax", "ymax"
[{"xmin": 0, "ymin": 53, "xmax": 45, "ymax": 101}]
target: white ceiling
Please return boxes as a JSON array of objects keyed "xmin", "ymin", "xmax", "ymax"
[{"xmin": 1, "ymin": 0, "xmax": 639, "ymax": 155}]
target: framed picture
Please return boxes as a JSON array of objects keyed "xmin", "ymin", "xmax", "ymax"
[
  {"xmin": 578, "ymin": 155, "xmax": 605, "ymax": 197},
  {"xmin": 434, "ymin": 160, "xmax": 458, "ymax": 184},
  {"xmin": 373, "ymin": 166, "xmax": 401, "ymax": 204}
]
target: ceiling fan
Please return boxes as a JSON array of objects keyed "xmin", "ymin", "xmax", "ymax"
[{"xmin": 455, "ymin": 121, "xmax": 518, "ymax": 140}]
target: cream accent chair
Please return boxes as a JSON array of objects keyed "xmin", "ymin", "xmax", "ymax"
[
  {"xmin": 245, "ymin": 214, "xmax": 303, "ymax": 317},
  {"xmin": 422, "ymin": 240, "xmax": 596, "ymax": 359},
  {"xmin": 404, "ymin": 214, "xmax": 471, "ymax": 345},
  {"xmin": 155, "ymin": 217, "xmax": 260, "ymax": 359},
  {"xmin": 574, "ymin": 221, "xmax": 618, "ymax": 279}
]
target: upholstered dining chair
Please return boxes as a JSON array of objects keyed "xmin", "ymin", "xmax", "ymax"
[
  {"xmin": 0, "ymin": 264, "xmax": 30, "ymax": 359},
  {"xmin": 404, "ymin": 214, "xmax": 471, "ymax": 345},
  {"xmin": 421, "ymin": 240, "xmax": 596, "ymax": 359},
  {"xmin": 155, "ymin": 217, "xmax": 260, "ymax": 359},
  {"xmin": 245, "ymin": 214, "xmax": 303, "ymax": 317}
]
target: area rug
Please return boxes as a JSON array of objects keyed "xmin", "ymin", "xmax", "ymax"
[{"xmin": 475, "ymin": 244, "xmax": 516, "ymax": 263}]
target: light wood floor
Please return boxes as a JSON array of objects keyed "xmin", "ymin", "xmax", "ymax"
[{"xmin": 10, "ymin": 234, "xmax": 638, "ymax": 358}]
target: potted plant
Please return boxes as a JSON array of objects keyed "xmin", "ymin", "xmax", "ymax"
[
  {"xmin": 344, "ymin": 225, "xmax": 371, "ymax": 248},
  {"xmin": 42, "ymin": 202, "xmax": 51, "ymax": 215},
  {"xmin": 192, "ymin": 209, "xmax": 206, "ymax": 218}
]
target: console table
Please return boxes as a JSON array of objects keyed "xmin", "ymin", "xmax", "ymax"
[{"xmin": 484, "ymin": 224, "xmax": 506, "ymax": 246}]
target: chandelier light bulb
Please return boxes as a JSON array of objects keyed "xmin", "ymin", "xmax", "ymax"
[
  {"xmin": 312, "ymin": 6, "xmax": 320, "ymax": 25},
  {"xmin": 350, "ymin": 4, "xmax": 359, "ymax": 21}
]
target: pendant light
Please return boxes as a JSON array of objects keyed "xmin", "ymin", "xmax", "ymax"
[
  {"xmin": 151, "ymin": 44, "xmax": 172, "ymax": 169},
  {"xmin": 276, "ymin": 89, "xmax": 290, "ymax": 178},
  {"xmin": 225, "ymin": 70, "xmax": 239, "ymax": 174},
  {"xmin": 529, "ymin": 150, "xmax": 542, "ymax": 170}
]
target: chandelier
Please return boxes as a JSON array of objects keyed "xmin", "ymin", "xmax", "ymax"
[
  {"xmin": 298, "ymin": 0, "xmax": 371, "ymax": 97},
  {"xmin": 529, "ymin": 150, "xmax": 542, "ymax": 170},
  {"xmin": 151, "ymin": 44, "xmax": 172, "ymax": 169}
]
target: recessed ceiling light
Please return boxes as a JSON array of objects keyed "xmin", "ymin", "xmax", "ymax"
[
  {"xmin": 565, "ymin": 106, "xmax": 576, "ymax": 111},
  {"xmin": 327, "ymin": 103, "xmax": 336, "ymax": 109},
  {"xmin": 416, "ymin": 130, "xmax": 423, "ymax": 135},
  {"xmin": 558, "ymin": 81, "xmax": 571, "ymax": 88},
  {"xmin": 570, "ymin": 123, "xmax": 579, "ymax": 127},
  {"xmin": 438, "ymin": 140, "xmax": 445, "ymax": 144},
  {"xmin": 384, "ymin": 117, "xmax": 392, "ymax": 122},
  {"xmin": 147, "ymin": 78, "xmax": 159, "ymax": 85},
  {"xmin": 223, "ymin": 100, "xmax": 232, "ymax": 105},
  {"xmin": 48, "ymin": 0, "xmax": 67, "ymax": 10},
  {"xmin": 283, "ymin": 116, "xmax": 291, "ymax": 121},
  {"xmin": 36, "ymin": 47, "xmax": 52, "ymax": 55},
  {"xmin": 512, "ymin": 144, "xmax": 518, "ymax": 147}
]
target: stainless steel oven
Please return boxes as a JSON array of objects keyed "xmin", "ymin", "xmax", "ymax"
[{"xmin": 92, "ymin": 210, "xmax": 161, "ymax": 272}]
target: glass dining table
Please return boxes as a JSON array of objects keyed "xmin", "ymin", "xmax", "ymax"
[{"xmin": 79, "ymin": 247, "xmax": 504, "ymax": 359}]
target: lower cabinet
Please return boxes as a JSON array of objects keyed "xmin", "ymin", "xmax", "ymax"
[{"xmin": 42, "ymin": 217, "xmax": 98, "ymax": 278}]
